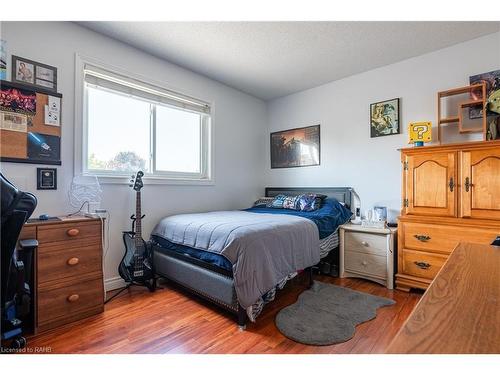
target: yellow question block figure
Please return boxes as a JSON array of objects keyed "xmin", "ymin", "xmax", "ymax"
[{"xmin": 408, "ymin": 121, "xmax": 432, "ymax": 145}]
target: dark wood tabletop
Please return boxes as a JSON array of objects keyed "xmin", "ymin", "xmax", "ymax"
[{"xmin": 387, "ymin": 242, "xmax": 500, "ymax": 354}]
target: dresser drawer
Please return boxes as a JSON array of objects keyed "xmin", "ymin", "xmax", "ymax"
[
  {"xmin": 38, "ymin": 275, "xmax": 103, "ymax": 325},
  {"xmin": 38, "ymin": 221, "xmax": 101, "ymax": 244},
  {"xmin": 402, "ymin": 222, "xmax": 498, "ymax": 254},
  {"xmin": 38, "ymin": 244, "xmax": 102, "ymax": 284},
  {"xmin": 401, "ymin": 248, "xmax": 448, "ymax": 280},
  {"xmin": 345, "ymin": 251, "xmax": 387, "ymax": 279},
  {"xmin": 345, "ymin": 231, "xmax": 387, "ymax": 256}
]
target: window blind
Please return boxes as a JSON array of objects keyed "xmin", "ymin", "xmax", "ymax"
[{"xmin": 83, "ymin": 64, "xmax": 211, "ymax": 115}]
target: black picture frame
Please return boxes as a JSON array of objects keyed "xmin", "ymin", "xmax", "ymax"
[
  {"xmin": 11, "ymin": 55, "xmax": 57, "ymax": 93},
  {"xmin": 36, "ymin": 168, "xmax": 57, "ymax": 190},
  {"xmin": 370, "ymin": 97, "xmax": 400, "ymax": 138},
  {"xmin": 270, "ymin": 124, "xmax": 320, "ymax": 169}
]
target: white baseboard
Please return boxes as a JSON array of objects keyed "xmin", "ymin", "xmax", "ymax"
[{"xmin": 105, "ymin": 276, "xmax": 127, "ymax": 292}]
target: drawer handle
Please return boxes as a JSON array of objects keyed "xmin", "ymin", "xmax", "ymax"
[
  {"xmin": 67, "ymin": 294, "xmax": 80, "ymax": 303},
  {"xmin": 414, "ymin": 261, "xmax": 431, "ymax": 270},
  {"xmin": 361, "ymin": 241, "xmax": 369, "ymax": 247},
  {"xmin": 66, "ymin": 228, "xmax": 80, "ymax": 237},
  {"xmin": 67, "ymin": 257, "xmax": 79, "ymax": 266},
  {"xmin": 465, "ymin": 177, "xmax": 473, "ymax": 193},
  {"xmin": 361, "ymin": 261, "xmax": 368, "ymax": 266},
  {"xmin": 449, "ymin": 177, "xmax": 455, "ymax": 192},
  {"xmin": 414, "ymin": 234, "xmax": 431, "ymax": 242}
]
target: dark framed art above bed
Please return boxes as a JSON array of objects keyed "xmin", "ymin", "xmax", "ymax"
[{"xmin": 150, "ymin": 187, "xmax": 354, "ymax": 328}]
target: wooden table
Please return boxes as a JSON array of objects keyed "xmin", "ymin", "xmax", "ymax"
[{"xmin": 387, "ymin": 242, "xmax": 500, "ymax": 354}]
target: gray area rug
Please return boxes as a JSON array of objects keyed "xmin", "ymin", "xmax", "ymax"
[{"xmin": 275, "ymin": 281, "xmax": 395, "ymax": 346}]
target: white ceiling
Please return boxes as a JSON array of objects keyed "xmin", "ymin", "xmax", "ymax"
[{"xmin": 79, "ymin": 22, "xmax": 500, "ymax": 100}]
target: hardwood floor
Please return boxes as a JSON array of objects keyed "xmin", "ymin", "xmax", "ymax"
[{"xmin": 25, "ymin": 274, "xmax": 421, "ymax": 354}]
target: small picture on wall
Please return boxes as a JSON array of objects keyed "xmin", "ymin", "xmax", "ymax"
[
  {"xmin": 11, "ymin": 56, "xmax": 57, "ymax": 93},
  {"xmin": 14, "ymin": 59, "xmax": 34, "ymax": 84},
  {"xmin": 270, "ymin": 124, "xmax": 320, "ymax": 168},
  {"xmin": 370, "ymin": 98, "xmax": 400, "ymax": 138},
  {"xmin": 37, "ymin": 168, "xmax": 57, "ymax": 190}
]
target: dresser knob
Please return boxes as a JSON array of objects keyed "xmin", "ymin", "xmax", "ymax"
[
  {"xmin": 67, "ymin": 294, "xmax": 80, "ymax": 302},
  {"xmin": 67, "ymin": 257, "xmax": 79, "ymax": 266},
  {"xmin": 362, "ymin": 261, "xmax": 368, "ymax": 266},
  {"xmin": 361, "ymin": 241, "xmax": 369, "ymax": 246},
  {"xmin": 67, "ymin": 228, "xmax": 80, "ymax": 237}
]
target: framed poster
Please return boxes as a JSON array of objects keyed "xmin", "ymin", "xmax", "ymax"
[
  {"xmin": 370, "ymin": 98, "xmax": 400, "ymax": 138},
  {"xmin": 0, "ymin": 80, "xmax": 62, "ymax": 165},
  {"xmin": 11, "ymin": 55, "xmax": 57, "ymax": 94},
  {"xmin": 270, "ymin": 124, "xmax": 320, "ymax": 168}
]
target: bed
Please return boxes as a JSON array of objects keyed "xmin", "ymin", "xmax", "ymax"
[{"xmin": 150, "ymin": 187, "xmax": 354, "ymax": 328}]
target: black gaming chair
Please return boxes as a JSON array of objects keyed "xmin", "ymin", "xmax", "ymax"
[{"xmin": 1, "ymin": 172, "xmax": 37, "ymax": 349}]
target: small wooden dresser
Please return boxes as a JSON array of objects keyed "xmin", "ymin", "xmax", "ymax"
[
  {"xmin": 397, "ymin": 140, "xmax": 500, "ymax": 291},
  {"xmin": 20, "ymin": 216, "xmax": 104, "ymax": 334}
]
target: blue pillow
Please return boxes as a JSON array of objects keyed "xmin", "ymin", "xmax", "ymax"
[{"xmin": 270, "ymin": 194, "xmax": 287, "ymax": 208}]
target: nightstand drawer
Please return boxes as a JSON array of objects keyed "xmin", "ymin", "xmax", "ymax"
[
  {"xmin": 345, "ymin": 251, "xmax": 387, "ymax": 279},
  {"xmin": 345, "ymin": 231, "xmax": 387, "ymax": 256}
]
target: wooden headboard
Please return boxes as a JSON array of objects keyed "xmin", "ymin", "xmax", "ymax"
[{"xmin": 264, "ymin": 187, "xmax": 354, "ymax": 211}]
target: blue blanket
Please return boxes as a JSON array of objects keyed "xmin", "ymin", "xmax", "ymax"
[{"xmin": 244, "ymin": 198, "xmax": 352, "ymax": 239}]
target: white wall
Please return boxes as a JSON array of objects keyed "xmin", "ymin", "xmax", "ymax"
[
  {"xmin": 266, "ymin": 32, "xmax": 500, "ymax": 223},
  {"xmin": 0, "ymin": 22, "xmax": 267, "ymax": 289}
]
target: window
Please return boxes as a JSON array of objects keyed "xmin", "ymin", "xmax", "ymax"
[{"xmin": 82, "ymin": 64, "xmax": 212, "ymax": 182}]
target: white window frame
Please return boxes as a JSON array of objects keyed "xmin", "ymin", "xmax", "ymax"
[{"xmin": 74, "ymin": 54, "xmax": 215, "ymax": 185}]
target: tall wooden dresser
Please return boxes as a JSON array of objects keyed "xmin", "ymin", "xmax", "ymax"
[
  {"xmin": 397, "ymin": 140, "xmax": 500, "ymax": 291},
  {"xmin": 20, "ymin": 216, "xmax": 104, "ymax": 333}
]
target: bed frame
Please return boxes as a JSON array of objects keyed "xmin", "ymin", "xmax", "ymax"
[{"xmin": 151, "ymin": 187, "xmax": 354, "ymax": 328}]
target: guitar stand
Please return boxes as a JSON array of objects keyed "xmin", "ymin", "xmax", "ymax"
[{"xmin": 104, "ymin": 277, "xmax": 158, "ymax": 305}]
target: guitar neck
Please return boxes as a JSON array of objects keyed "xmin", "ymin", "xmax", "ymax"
[{"xmin": 135, "ymin": 190, "xmax": 142, "ymax": 239}]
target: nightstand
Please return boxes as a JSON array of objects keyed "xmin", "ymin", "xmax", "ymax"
[{"xmin": 339, "ymin": 224, "xmax": 397, "ymax": 289}]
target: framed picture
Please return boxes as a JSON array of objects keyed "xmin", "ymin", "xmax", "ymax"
[
  {"xmin": 469, "ymin": 69, "xmax": 500, "ymax": 119},
  {"xmin": 270, "ymin": 124, "xmax": 320, "ymax": 168},
  {"xmin": 11, "ymin": 56, "xmax": 57, "ymax": 93},
  {"xmin": 37, "ymin": 168, "xmax": 57, "ymax": 190},
  {"xmin": 0, "ymin": 40, "xmax": 6, "ymax": 80},
  {"xmin": 370, "ymin": 98, "xmax": 400, "ymax": 138}
]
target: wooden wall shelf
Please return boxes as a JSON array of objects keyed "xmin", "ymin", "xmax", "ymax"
[{"xmin": 437, "ymin": 83, "xmax": 487, "ymax": 143}]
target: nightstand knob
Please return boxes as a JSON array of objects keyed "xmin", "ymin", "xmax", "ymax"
[
  {"xmin": 361, "ymin": 241, "xmax": 369, "ymax": 246},
  {"xmin": 362, "ymin": 261, "xmax": 368, "ymax": 266}
]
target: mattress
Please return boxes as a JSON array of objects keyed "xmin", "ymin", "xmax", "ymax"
[{"xmin": 151, "ymin": 229, "xmax": 339, "ymax": 272}]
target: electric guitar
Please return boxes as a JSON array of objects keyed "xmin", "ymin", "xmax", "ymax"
[{"xmin": 118, "ymin": 171, "xmax": 154, "ymax": 289}]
